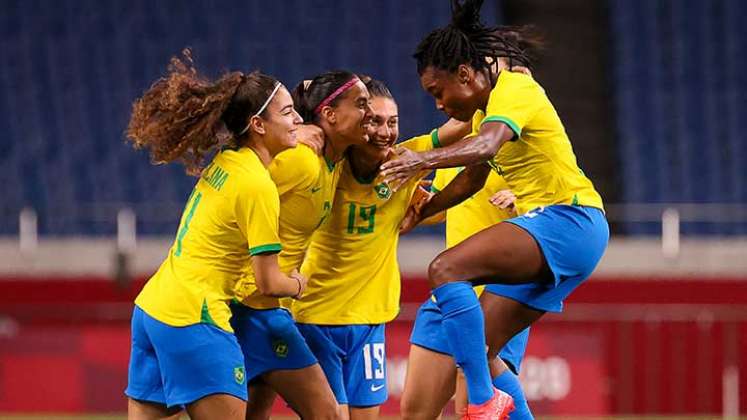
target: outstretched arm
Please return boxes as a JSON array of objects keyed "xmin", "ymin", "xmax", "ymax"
[{"xmin": 381, "ymin": 121, "xmax": 513, "ymax": 188}]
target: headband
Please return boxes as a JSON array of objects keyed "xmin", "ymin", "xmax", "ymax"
[
  {"xmin": 238, "ymin": 82, "xmax": 282, "ymax": 136},
  {"xmin": 313, "ymin": 77, "xmax": 359, "ymax": 115}
]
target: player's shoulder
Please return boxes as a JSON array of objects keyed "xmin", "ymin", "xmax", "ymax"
[
  {"xmin": 493, "ymin": 71, "xmax": 541, "ymax": 96},
  {"xmin": 397, "ymin": 133, "xmax": 434, "ymax": 153},
  {"xmin": 271, "ymin": 144, "xmax": 321, "ymax": 178}
]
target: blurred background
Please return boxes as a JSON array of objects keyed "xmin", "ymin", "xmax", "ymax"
[{"xmin": 0, "ymin": 0, "xmax": 745, "ymax": 418}]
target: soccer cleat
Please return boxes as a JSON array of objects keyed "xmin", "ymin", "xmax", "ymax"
[{"xmin": 460, "ymin": 388, "xmax": 515, "ymax": 420}]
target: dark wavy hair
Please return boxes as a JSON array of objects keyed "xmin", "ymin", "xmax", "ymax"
[
  {"xmin": 414, "ymin": 0, "xmax": 543, "ymax": 75},
  {"xmin": 126, "ymin": 49, "xmax": 280, "ymax": 175}
]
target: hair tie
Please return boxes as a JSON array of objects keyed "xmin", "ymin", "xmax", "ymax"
[
  {"xmin": 313, "ymin": 77, "xmax": 359, "ymax": 115},
  {"xmin": 237, "ymin": 82, "xmax": 282, "ymax": 136}
]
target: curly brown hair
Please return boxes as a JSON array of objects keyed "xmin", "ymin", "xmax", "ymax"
[{"xmin": 126, "ymin": 49, "xmax": 279, "ymax": 175}]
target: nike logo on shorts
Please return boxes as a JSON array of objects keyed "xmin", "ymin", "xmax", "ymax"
[{"xmin": 370, "ymin": 383, "xmax": 386, "ymax": 392}]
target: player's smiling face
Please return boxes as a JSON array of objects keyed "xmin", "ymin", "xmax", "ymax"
[
  {"xmin": 325, "ymin": 80, "xmax": 374, "ymax": 145},
  {"xmin": 419, "ymin": 65, "xmax": 482, "ymax": 122},
  {"xmin": 367, "ymin": 96, "xmax": 399, "ymax": 149},
  {"xmin": 260, "ymin": 86, "xmax": 302, "ymax": 155}
]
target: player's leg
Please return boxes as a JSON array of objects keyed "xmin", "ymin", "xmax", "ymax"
[
  {"xmin": 231, "ymin": 306, "xmax": 339, "ymax": 419},
  {"xmin": 481, "ymin": 293, "xmax": 539, "ymax": 419},
  {"xmin": 245, "ymin": 382, "xmax": 277, "ymax": 420},
  {"xmin": 127, "ymin": 399, "xmax": 183, "ymax": 420},
  {"xmin": 426, "ymin": 221, "xmax": 548, "ymax": 408},
  {"xmin": 185, "ymin": 394, "xmax": 245, "ymax": 420},
  {"xmin": 349, "ymin": 405, "xmax": 379, "ymax": 420},
  {"xmin": 453, "ymin": 330, "xmax": 533, "ymax": 418},
  {"xmin": 400, "ymin": 344, "xmax": 457, "ymax": 420},
  {"xmin": 402, "ymin": 299, "xmax": 459, "ymax": 419},
  {"xmin": 261, "ymin": 365, "xmax": 341, "ymax": 419}
]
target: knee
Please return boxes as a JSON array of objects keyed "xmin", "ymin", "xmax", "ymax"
[{"xmin": 427, "ymin": 255, "xmax": 454, "ymax": 289}]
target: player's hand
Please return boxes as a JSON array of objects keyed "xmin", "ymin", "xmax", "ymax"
[
  {"xmin": 380, "ymin": 148, "xmax": 426, "ymax": 192},
  {"xmin": 295, "ymin": 124, "xmax": 325, "ymax": 155},
  {"xmin": 488, "ymin": 189, "xmax": 517, "ymax": 215},
  {"xmin": 399, "ymin": 205, "xmax": 423, "ymax": 235},
  {"xmin": 289, "ymin": 269, "xmax": 308, "ymax": 299},
  {"xmin": 410, "ymin": 180, "xmax": 433, "ymax": 212}
]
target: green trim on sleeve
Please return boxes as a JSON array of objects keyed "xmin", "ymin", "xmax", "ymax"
[
  {"xmin": 248, "ymin": 243, "xmax": 282, "ymax": 255},
  {"xmin": 430, "ymin": 185, "xmax": 441, "ymax": 194},
  {"xmin": 481, "ymin": 116, "xmax": 521, "ymax": 140},
  {"xmin": 430, "ymin": 129, "xmax": 442, "ymax": 148}
]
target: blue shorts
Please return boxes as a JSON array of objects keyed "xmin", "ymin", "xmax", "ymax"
[
  {"xmin": 409, "ymin": 299, "xmax": 529, "ymax": 374},
  {"xmin": 230, "ymin": 305, "xmax": 318, "ymax": 383},
  {"xmin": 296, "ymin": 323, "xmax": 387, "ymax": 407},
  {"xmin": 489, "ymin": 205, "xmax": 609, "ymax": 312},
  {"xmin": 125, "ymin": 306, "xmax": 247, "ymax": 407}
]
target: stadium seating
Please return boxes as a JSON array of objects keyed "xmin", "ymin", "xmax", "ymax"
[
  {"xmin": 1, "ymin": 0, "xmax": 743, "ymax": 235},
  {"xmin": 609, "ymin": 0, "xmax": 746, "ymax": 234}
]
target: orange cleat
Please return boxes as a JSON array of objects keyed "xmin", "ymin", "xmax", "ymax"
[{"xmin": 460, "ymin": 388, "xmax": 515, "ymax": 420}]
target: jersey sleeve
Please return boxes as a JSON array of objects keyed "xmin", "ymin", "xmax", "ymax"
[
  {"xmin": 432, "ymin": 169, "xmax": 447, "ymax": 193},
  {"xmin": 235, "ymin": 176, "xmax": 282, "ymax": 256},
  {"xmin": 481, "ymin": 72, "xmax": 542, "ymax": 139},
  {"xmin": 268, "ymin": 144, "xmax": 318, "ymax": 196},
  {"xmin": 396, "ymin": 132, "xmax": 437, "ymax": 153}
]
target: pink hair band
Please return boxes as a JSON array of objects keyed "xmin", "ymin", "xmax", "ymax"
[{"xmin": 313, "ymin": 77, "xmax": 360, "ymax": 114}]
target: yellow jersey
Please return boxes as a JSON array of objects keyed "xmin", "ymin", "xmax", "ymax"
[
  {"xmin": 136, "ymin": 147, "xmax": 281, "ymax": 332},
  {"xmin": 294, "ymin": 134, "xmax": 434, "ymax": 324},
  {"xmin": 432, "ymin": 167, "xmax": 513, "ymax": 248},
  {"xmin": 235, "ymin": 143, "xmax": 342, "ymax": 309},
  {"xmin": 432, "ymin": 166, "xmax": 514, "ymax": 297},
  {"xmin": 471, "ymin": 71, "xmax": 604, "ymax": 215}
]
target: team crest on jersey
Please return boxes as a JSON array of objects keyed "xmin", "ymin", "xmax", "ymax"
[
  {"xmin": 273, "ymin": 339, "xmax": 289, "ymax": 358},
  {"xmin": 374, "ymin": 182, "xmax": 391, "ymax": 200},
  {"xmin": 234, "ymin": 366, "xmax": 245, "ymax": 384}
]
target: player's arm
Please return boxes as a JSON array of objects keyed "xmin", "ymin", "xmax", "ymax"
[
  {"xmin": 407, "ymin": 180, "xmax": 446, "ymax": 225},
  {"xmin": 434, "ymin": 118, "xmax": 472, "ymax": 147},
  {"xmin": 420, "ymin": 164, "xmax": 491, "ymax": 219},
  {"xmin": 400, "ymin": 164, "xmax": 490, "ymax": 234},
  {"xmin": 381, "ymin": 122, "xmax": 513, "ymax": 188},
  {"xmin": 251, "ymin": 255, "xmax": 307, "ymax": 299}
]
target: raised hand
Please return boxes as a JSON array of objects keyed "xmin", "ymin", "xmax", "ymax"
[{"xmin": 380, "ymin": 148, "xmax": 426, "ymax": 192}]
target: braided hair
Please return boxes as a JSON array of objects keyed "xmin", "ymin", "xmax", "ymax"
[{"xmin": 414, "ymin": 0, "xmax": 540, "ymax": 77}]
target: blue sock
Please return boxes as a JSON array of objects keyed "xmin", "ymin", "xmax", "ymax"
[
  {"xmin": 433, "ymin": 282, "xmax": 493, "ymax": 405},
  {"xmin": 493, "ymin": 369, "xmax": 533, "ymax": 419}
]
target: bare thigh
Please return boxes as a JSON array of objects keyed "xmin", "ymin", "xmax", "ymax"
[
  {"xmin": 350, "ymin": 405, "xmax": 379, "ymax": 420},
  {"xmin": 480, "ymin": 292, "xmax": 544, "ymax": 363},
  {"xmin": 127, "ymin": 398, "xmax": 183, "ymax": 420},
  {"xmin": 186, "ymin": 393, "xmax": 246, "ymax": 420},
  {"xmin": 261, "ymin": 364, "xmax": 340, "ymax": 420},
  {"xmin": 245, "ymin": 382, "xmax": 277, "ymax": 420},
  {"xmin": 400, "ymin": 344, "xmax": 457, "ymax": 420},
  {"xmin": 428, "ymin": 222, "xmax": 551, "ymax": 288}
]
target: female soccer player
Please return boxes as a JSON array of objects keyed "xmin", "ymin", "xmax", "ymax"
[
  {"xmin": 402, "ymin": 167, "xmax": 531, "ymax": 419},
  {"xmin": 291, "ymin": 77, "xmax": 469, "ymax": 420},
  {"xmin": 230, "ymin": 70, "xmax": 373, "ymax": 420},
  {"xmin": 124, "ymin": 50, "xmax": 306, "ymax": 420},
  {"xmin": 380, "ymin": 1, "xmax": 609, "ymax": 418}
]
